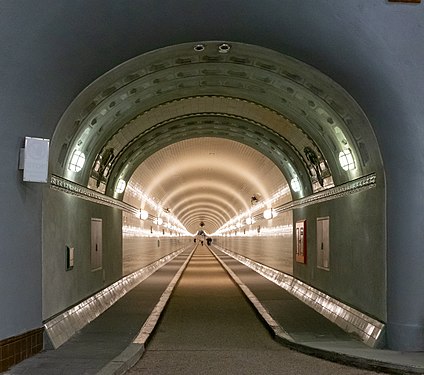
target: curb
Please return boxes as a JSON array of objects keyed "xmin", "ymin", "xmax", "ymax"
[
  {"xmin": 96, "ymin": 247, "xmax": 196, "ymax": 375},
  {"xmin": 211, "ymin": 247, "xmax": 424, "ymax": 375}
]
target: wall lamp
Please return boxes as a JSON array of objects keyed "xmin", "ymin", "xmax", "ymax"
[
  {"xmin": 153, "ymin": 217, "xmax": 163, "ymax": 225},
  {"xmin": 115, "ymin": 178, "xmax": 126, "ymax": 194},
  {"xmin": 263, "ymin": 208, "xmax": 277, "ymax": 220},
  {"xmin": 290, "ymin": 177, "xmax": 301, "ymax": 193},
  {"xmin": 139, "ymin": 209, "xmax": 149, "ymax": 220},
  {"xmin": 339, "ymin": 148, "xmax": 356, "ymax": 171},
  {"xmin": 245, "ymin": 217, "xmax": 255, "ymax": 225},
  {"xmin": 68, "ymin": 149, "xmax": 85, "ymax": 173}
]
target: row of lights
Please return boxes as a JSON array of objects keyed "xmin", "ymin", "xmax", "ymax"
[
  {"xmin": 221, "ymin": 185, "xmax": 291, "ymax": 233},
  {"xmin": 122, "ymin": 180, "xmax": 189, "ymax": 234},
  {"xmin": 122, "ymin": 225, "xmax": 184, "ymax": 238},
  {"xmin": 66, "ymin": 155, "xmax": 188, "ymax": 233},
  {"xmin": 68, "ymin": 148, "xmax": 356, "ymax": 176},
  {"xmin": 193, "ymin": 43, "xmax": 231, "ymax": 54},
  {"xmin": 224, "ymin": 224, "xmax": 293, "ymax": 238},
  {"xmin": 215, "ymin": 152, "xmax": 353, "ymax": 237},
  {"xmin": 214, "ymin": 183, "xmax": 290, "ymax": 236},
  {"xmin": 215, "ymin": 208, "xmax": 278, "ymax": 235}
]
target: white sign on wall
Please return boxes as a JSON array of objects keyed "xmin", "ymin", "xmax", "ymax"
[
  {"xmin": 22, "ymin": 136, "xmax": 50, "ymax": 183},
  {"xmin": 317, "ymin": 216, "xmax": 330, "ymax": 270}
]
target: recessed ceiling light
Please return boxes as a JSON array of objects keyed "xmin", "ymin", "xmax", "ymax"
[
  {"xmin": 194, "ymin": 44, "xmax": 205, "ymax": 52},
  {"xmin": 218, "ymin": 43, "xmax": 231, "ymax": 53},
  {"xmin": 339, "ymin": 149, "xmax": 356, "ymax": 171},
  {"xmin": 115, "ymin": 179, "xmax": 126, "ymax": 193},
  {"xmin": 68, "ymin": 150, "xmax": 85, "ymax": 172}
]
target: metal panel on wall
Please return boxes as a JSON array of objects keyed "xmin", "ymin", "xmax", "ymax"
[
  {"xmin": 91, "ymin": 218, "xmax": 102, "ymax": 270},
  {"xmin": 317, "ymin": 217, "xmax": 330, "ymax": 270}
]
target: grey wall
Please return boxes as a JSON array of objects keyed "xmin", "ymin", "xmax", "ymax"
[
  {"xmin": 42, "ymin": 189, "xmax": 122, "ymax": 320},
  {"xmin": 0, "ymin": 182, "xmax": 43, "ymax": 339}
]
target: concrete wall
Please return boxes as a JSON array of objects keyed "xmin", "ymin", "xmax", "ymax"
[
  {"xmin": 0, "ymin": 181, "xmax": 43, "ymax": 340},
  {"xmin": 42, "ymin": 189, "xmax": 123, "ymax": 320}
]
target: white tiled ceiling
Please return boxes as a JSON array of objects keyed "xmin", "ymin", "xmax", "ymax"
[{"xmin": 125, "ymin": 137, "xmax": 288, "ymax": 234}]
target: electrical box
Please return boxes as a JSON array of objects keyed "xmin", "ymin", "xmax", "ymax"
[
  {"xmin": 295, "ymin": 220, "xmax": 307, "ymax": 263},
  {"xmin": 20, "ymin": 136, "xmax": 50, "ymax": 183}
]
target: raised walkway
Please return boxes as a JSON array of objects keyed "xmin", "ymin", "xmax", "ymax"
[{"xmin": 5, "ymin": 245, "xmax": 424, "ymax": 374}]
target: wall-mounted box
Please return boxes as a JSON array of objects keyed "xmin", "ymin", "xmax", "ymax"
[{"xmin": 20, "ymin": 136, "xmax": 50, "ymax": 183}]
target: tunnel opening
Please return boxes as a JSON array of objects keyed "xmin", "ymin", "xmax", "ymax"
[
  {"xmin": 121, "ymin": 137, "xmax": 294, "ymax": 276},
  {"xmin": 44, "ymin": 41, "xmax": 386, "ymax": 349}
]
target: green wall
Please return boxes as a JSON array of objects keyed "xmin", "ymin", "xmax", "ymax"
[{"xmin": 42, "ymin": 189, "xmax": 123, "ymax": 320}]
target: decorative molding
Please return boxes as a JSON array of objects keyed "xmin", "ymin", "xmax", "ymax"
[
  {"xmin": 286, "ymin": 172, "xmax": 376, "ymax": 208},
  {"xmin": 270, "ymin": 173, "xmax": 376, "ymax": 216},
  {"xmin": 217, "ymin": 173, "xmax": 377, "ymax": 235},
  {"xmin": 50, "ymin": 174, "xmax": 140, "ymax": 216},
  {"xmin": 51, "ymin": 173, "xmax": 376, "ymax": 227}
]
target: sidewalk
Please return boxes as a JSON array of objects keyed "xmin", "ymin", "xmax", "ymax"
[
  {"xmin": 5, "ymin": 245, "xmax": 424, "ymax": 375},
  {"xmin": 5, "ymin": 249, "xmax": 193, "ymax": 375},
  {"xmin": 212, "ymin": 247, "xmax": 424, "ymax": 375}
]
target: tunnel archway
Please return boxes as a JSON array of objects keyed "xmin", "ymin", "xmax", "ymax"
[
  {"xmin": 121, "ymin": 136, "xmax": 293, "ymax": 275},
  {"xmin": 51, "ymin": 41, "xmax": 383, "ymax": 195},
  {"xmin": 45, "ymin": 41, "xmax": 386, "ymax": 346}
]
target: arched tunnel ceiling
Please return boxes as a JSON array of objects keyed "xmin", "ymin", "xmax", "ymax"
[
  {"xmin": 123, "ymin": 137, "xmax": 288, "ymax": 234},
  {"xmin": 105, "ymin": 112, "xmax": 316, "ymax": 198},
  {"xmin": 51, "ymin": 41, "xmax": 382, "ymax": 234}
]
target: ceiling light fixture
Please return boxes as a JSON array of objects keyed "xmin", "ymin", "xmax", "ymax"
[
  {"xmin": 290, "ymin": 177, "xmax": 301, "ymax": 192},
  {"xmin": 68, "ymin": 150, "xmax": 85, "ymax": 172},
  {"xmin": 115, "ymin": 179, "xmax": 126, "ymax": 194},
  {"xmin": 153, "ymin": 217, "xmax": 163, "ymax": 225},
  {"xmin": 193, "ymin": 43, "xmax": 205, "ymax": 52},
  {"xmin": 339, "ymin": 149, "xmax": 356, "ymax": 171},
  {"xmin": 218, "ymin": 43, "xmax": 231, "ymax": 53}
]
